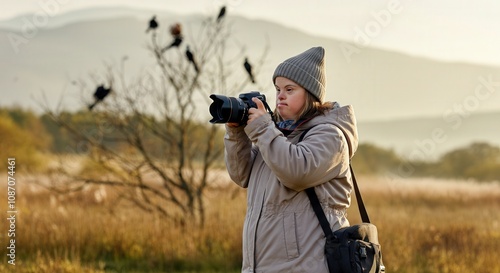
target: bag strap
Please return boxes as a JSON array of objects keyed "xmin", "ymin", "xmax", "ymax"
[
  {"xmin": 298, "ymin": 127, "xmax": 371, "ymax": 224},
  {"xmin": 304, "ymin": 187, "xmax": 337, "ymax": 273},
  {"xmin": 298, "ymin": 128, "xmax": 338, "ymax": 273},
  {"xmin": 304, "ymin": 187, "xmax": 334, "ymax": 237},
  {"xmin": 350, "ymin": 164, "xmax": 370, "ymax": 223}
]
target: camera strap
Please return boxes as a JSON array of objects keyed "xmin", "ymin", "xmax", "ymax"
[{"xmin": 261, "ymin": 100, "xmax": 276, "ymax": 123}]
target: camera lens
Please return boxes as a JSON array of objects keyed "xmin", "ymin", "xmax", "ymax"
[{"xmin": 209, "ymin": 95, "xmax": 246, "ymax": 124}]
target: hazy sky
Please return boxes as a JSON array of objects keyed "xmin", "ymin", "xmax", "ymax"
[{"xmin": 3, "ymin": 0, "xmax": 500, "ymax": 66}]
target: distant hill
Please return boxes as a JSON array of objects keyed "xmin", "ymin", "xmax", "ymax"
[
  {"xmin": 2, "ymin": 7, "xmax": 500, "ymax": 119},
  {"xmin": 358, "ymin": 110, "xmax": 500, "ymax": 159},
  {"xmin": 1, "ymin": 6, "xmax": 499, "ymax": 158}
]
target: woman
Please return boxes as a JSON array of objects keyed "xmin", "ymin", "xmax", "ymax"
[{"xmin": 224, "ymin": 46, "xmax": 359, "ymax": 273}]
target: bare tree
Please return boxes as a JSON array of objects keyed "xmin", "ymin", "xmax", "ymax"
[{"xmin": 40, "ymin": 12, "xmax": 269, "ymax": 227}]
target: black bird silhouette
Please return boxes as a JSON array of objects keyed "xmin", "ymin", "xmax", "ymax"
[
  {"xmin": 185, "ymin": 46, "xmax": 199, "ymax": 73},
  {"xmin": 216, "ymin": 6, "xmax": 226, "ymax": 23},
  {"xmin": 244, "ymin": 57, "xmax": 255, "ymax": 83},
  {"xmin": 162, "ymin": 36, "xmax": 183, "ymax": 52},
  {"xmin": 146, "ymin": 15, "xmax": 158, "ymax": 33},
  {"xmin": 88, "ymin": 84, "xmax": 112, "ymax": 110}
]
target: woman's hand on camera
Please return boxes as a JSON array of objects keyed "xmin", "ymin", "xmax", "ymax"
[
  {"xmin": 227, "ymin": 122, "xmax": 240, "ymax": 128},
  {"xmin": 247, "ymin": 97, "xmax": 267, "ymax": 124}
]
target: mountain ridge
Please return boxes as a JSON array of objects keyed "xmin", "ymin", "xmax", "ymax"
[
  {"xmin": 4, "ymin": 5, "xmax": 500, "ymax": 68},
  {"xmin": 1, "ymin": 7, "xmax": 499, "ymax": 158},
  {"xmin": 3, "ymin": 10, "xmax": 500, "ymax": 121},
  {"xmin": 358, "ymin": 110, "xmax": 500, "ymax": 159}
]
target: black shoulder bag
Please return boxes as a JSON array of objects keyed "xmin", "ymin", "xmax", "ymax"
[{"xmin": 299, "ymin": 129, "xmax": 385, "ymax": 273}]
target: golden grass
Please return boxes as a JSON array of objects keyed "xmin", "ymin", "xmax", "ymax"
[
  {"xmin": 355, "ymin": 175, "xmax": 500, "ymax": 273},
  {"xmin": 2, "ymin": 173, "xmax": 499, "ymax": 272}
]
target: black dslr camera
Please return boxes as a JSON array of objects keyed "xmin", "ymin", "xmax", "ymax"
[{"xmin": 209, "ymin": 91, "xmax": 271, "ymax": 124}]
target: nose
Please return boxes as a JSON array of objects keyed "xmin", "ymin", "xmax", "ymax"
[{"xmin": 277, "ymin": 90, "xmax": 285, "ymax": 100}]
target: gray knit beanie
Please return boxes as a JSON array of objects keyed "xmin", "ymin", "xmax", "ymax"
[{"xmin": 272, "ymin": 46, "xmax": 326, "ymax": 102}]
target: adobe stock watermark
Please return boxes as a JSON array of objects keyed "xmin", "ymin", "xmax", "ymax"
[
  {"xmin": 388, "ymin": 74, "xmax": 500, "ymax": 180},
  {"xmin": 7, "ymin": 0, "xmax": 70, "ymax": 54},
  {"xmin": 6, "ymin": 158, "xmax": 17, "ymax": 266},
  {"xmin": 340, "ymin": 0, "xmax": 406, "ymax": 63}
]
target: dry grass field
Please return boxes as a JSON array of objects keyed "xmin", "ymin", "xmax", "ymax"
[{"xmin": 1, "ymin": 171, "xmax": 499, "ymax": 273}]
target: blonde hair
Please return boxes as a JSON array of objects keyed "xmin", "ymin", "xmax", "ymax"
[{"xmin": 274, "ymin": 91, "xmax": 331, "ymax": 123}]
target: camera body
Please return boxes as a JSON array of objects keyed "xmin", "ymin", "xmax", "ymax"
[
  {"xmin": 239, "ymin": 91, "xmax": 265, "ymax": 112},
  {"xmin": 209, "ymin": 91, "xmax": 266, "ymax": 124}
]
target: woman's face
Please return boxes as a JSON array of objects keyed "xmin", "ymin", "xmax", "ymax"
[{"xmin": 275, "ymin": 77, "xmax": 307, "ymax": 121}]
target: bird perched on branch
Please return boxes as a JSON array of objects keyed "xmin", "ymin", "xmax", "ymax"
[
  {"xmin": 244, "ymin": 57, "xmax": 255, "ymax": 83},
  {"xmin": 216, "ymin": 6, "xmax": 226, "ymax": 23},
  {"xmin": 162, "ymin": 23, "xmax": 183, "ymax": 52},
  {"xmin": 185, "ymin": 46, "xmax": 199, "ymax": 73},
  {"xmin": 162, "ymin": 36, "xmax": 183, "ymax": 52},
  {"xmin": 88, "ymin": 84, "xmax": 112, "ymax": 110},
  {"xmin": 146, "ymin": 15, "xmax": 158, "ymax": 33}
]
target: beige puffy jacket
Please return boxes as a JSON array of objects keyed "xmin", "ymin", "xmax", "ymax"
[{"xmin": 224, "ymin": 104, "xmax": 358, "ymax": 273}]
